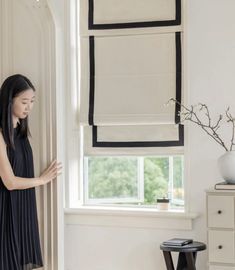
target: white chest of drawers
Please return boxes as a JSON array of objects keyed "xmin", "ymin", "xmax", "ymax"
[{"xmin": 206, "ymin": 190, "xmax": 235, "ymax": 270}]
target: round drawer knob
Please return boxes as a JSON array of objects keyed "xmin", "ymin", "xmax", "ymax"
[
  {"xmin": 218, "ymin": 245, "xmax": 223, "ymax": 249},
  {"xmin": 217, "ymin": 210, "xmax": 222, "ymax": 214}
]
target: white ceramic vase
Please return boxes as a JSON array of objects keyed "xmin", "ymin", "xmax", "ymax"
[{"xmin": 218, "ymin": 151, "xmax": 235, "ymax": 184}]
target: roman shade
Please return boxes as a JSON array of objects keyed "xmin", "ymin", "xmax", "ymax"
[{"xmin": 79, "ymin": 0, "xmax": 184, "ymax": 154}]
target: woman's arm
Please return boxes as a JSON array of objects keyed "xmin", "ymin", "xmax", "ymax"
[{"xmin": 0, "ymin": 132, "xmax": 62, "ymax": 190}]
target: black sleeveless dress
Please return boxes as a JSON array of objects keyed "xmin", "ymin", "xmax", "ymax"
[{"xmin": 0, "ymin": 127, "xmax": 43, "ymax": 270}]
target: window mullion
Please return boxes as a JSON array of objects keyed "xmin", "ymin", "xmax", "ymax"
[
  {"xmin": 83, "ymin": 157, "xmax": 89, "ymax": 204},
  {"xmin": 168, "ymin": 156, "xmax": 174, "ymax": 203},
  {"xmin": 138, "ymin": 157, "xmax": 144, "ymax": 203}
]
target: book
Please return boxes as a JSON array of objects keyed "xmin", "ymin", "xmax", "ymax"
[
  {"xmin": 214, "ymin": 182, "xmax": 235, "ymax": 190},
  {"xmin": 162, "ymin": 238, "xmax": 193, "ymax": 246}
]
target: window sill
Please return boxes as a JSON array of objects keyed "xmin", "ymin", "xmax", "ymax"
[{"xmin": 64, "ymin": 206, "xmax": 199, "ymax": 230}]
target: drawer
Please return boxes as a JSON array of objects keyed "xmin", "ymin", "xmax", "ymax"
[
  {"xmin": 209, "ymin": 266, "xmax": 235, "ymax": 270},
  {"xmin": 209, "ymin": 230, "xmax": 235, "ymax": 264},
  {"xmin": 208, "ymin": 195, "xmax": 234, "ymax": 228}
]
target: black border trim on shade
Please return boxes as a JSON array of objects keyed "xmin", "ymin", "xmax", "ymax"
[
  {"xmin": 88, "ymin": 32, "xmax": 184, "ymax": 147},
  {"xmin": 92, "ymin": 124, "xmax": 184, "ymax": 147},
  {"xmin": 175, "ymin": 32, "xmax": 181, "ymax": 124},
  {"xmin": 88, "ymin": 0, "xmax": 181, "ymax": 30},
  {"xmin": 88, "ymin": 36, "xmax": 95, "ymax": 125}
]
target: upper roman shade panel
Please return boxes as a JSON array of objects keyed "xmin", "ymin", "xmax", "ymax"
[
  {"xmin": 80, "ymin": 0, "xmax": 182, "ymax": 36},
  {"xmin": 92, "ymin": 0, "xmax": 176, "ymax": 24}
]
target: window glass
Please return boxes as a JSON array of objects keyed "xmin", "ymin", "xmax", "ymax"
[{"xmin": 84, "ymin": 156, "xmax": 184, "ymax": 209}]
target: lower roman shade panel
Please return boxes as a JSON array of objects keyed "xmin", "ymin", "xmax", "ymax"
[
  {"xmin": 83, "ymin": 125, "xmax": 184, "ymax": 156},
  {"xmin": 80, "ymin": 32, "xmax": 182, "ymax": 126}
]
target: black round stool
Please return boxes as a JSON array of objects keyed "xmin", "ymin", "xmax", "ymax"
[{"xmin": 160, "ymin": 241, "xmax": 206, "ymax": 270}]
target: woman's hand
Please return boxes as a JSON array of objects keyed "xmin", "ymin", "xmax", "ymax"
[{"xmin": 40, "ymin": 160, "xmax": 62, "ymax": 185}]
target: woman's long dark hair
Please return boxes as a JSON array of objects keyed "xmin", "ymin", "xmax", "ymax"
[{"xmin": 0, "ymin": 74, "xmax": 35, "ymax": 149}]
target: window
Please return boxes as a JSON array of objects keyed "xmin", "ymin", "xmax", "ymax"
[
  {"xmin": 83, "ymin": 155, "xmax": 184, "ymax": 209},
  {"xmin": 70, "ymin": 0, "xmax": 186, "ymax": 212}
]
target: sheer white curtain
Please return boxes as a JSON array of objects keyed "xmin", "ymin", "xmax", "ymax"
[{"xmin": 0, "ymin": 0, "xmax": 65, "ymax": 269}]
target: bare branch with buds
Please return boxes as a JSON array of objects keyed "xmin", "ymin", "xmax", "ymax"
[{"xmin": 169, "ymin": 98, "xmax": 235, "ymax": 152}]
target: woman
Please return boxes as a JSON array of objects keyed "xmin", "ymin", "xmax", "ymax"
[{"xmin": 0, "ymin": 74, "xmax": 62, "ymax": 269}]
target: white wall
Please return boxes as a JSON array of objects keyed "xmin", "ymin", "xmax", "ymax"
[{"xmin": 64, "ymin": 1, "xmax": 235, "ymax": 270}]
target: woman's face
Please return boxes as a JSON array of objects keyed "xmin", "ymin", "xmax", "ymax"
[{"xmin": 12, "ymin": 89, "xmax": 35, "ymax": 119}]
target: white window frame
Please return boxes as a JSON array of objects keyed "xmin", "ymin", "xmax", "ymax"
[{"xmin": 64, "ymin": 0, "xmax": 191, "ymax": 216}]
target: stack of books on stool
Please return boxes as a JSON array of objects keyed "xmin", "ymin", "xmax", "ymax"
[{"xmin": 162, "ymin": 238, "xmax": 193, "ymax": 246}]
